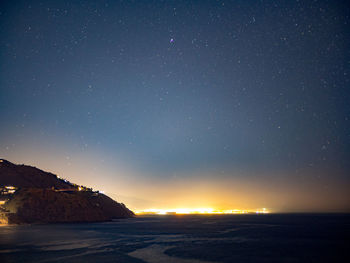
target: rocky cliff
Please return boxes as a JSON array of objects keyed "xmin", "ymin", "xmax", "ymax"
[{"xmin": 0, "ymin": 159, "xmax": 134, "ymax": 224}]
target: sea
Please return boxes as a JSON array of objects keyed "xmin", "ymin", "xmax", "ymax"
[{"xmin": 0, "ymin": 214, "xmax": 349, "ymax": 263}]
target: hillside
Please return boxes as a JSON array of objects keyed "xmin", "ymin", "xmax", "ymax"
[
  {"xmin": 0, "ymin": 159, "xmax": 134, "ymax": 224},
  {"xmin": 0, "ymin": 159, "xmax": 75, "ymax": 189}
]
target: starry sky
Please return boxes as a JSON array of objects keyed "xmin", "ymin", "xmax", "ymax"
[{"xmin": 1, "ymin": 0, "xmax": 349, "ymax": 212}]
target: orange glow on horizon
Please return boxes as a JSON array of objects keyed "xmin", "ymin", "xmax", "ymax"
[{"xmin": 134, "ymin": 207, "xmax": 269, "ymax": 215}]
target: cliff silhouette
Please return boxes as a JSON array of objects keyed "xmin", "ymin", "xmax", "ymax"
[{"xmin": 0, "ymin": 159, "xmax": 134, "ymax": 224}]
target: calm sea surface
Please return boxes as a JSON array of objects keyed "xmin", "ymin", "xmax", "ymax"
[{"xmin": 0, "ymin": 214, "xmax": 349, "ymax": 263}]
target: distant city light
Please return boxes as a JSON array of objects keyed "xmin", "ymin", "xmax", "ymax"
[{"xmin": 135, "ymin": 208, "xmax": 270, "ymax": 215}]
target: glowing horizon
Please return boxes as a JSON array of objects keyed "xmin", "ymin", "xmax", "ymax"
[
  {"xmin": 1, "ymin": 150, "xmax": 350, "ymax": 213},
  {"xmin": 134, "ymin": 207, "xmax": 269, "ymax": 215}
]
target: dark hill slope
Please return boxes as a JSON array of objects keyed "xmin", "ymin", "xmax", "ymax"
[
  {"xmin": 0, "ymin": 159, "xmax": 134, "ymax": 224},
  {"xmin": 0, "ymin": 159, "xmax": 74, "ymax": 189},
  {"xmin": 4, "ymin": 188, "xmax": 134, "ymax": 224}
]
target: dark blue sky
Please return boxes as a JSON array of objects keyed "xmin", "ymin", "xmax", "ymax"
[{"xmin": 0, "ymin": 0, "xmax": 349, "ymax": 211}]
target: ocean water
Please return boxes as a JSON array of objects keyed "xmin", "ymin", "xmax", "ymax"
[{"xmin": 0, "ymin": 214, "xmax": 349, "ymax": 263}]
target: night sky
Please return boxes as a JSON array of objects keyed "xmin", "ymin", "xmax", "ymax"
[{"xmin": 1, "ymin": 0, "xmax": 349, "ymax": 212}]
